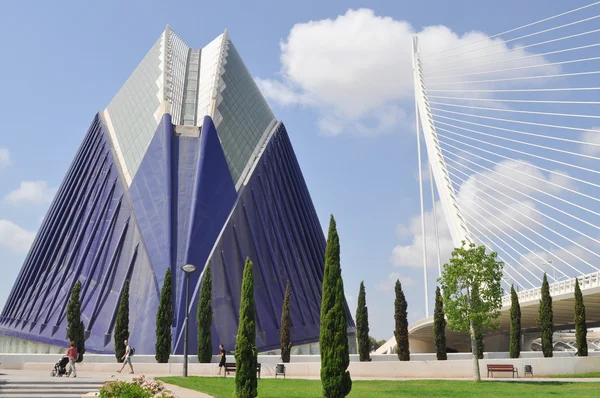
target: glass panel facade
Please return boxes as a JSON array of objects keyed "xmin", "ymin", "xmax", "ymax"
[
  {"xmin": 216, "ymin": 40, "xmax": 276, "ymax": 185},
  {"xmin": 105, "ymin": 34, "xmax": 164, "ymax": 182}
]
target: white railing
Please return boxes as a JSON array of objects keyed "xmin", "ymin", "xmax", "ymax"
[{"xmin": 501, "ymin": 271, "xmax": 600, "ymax": 307}]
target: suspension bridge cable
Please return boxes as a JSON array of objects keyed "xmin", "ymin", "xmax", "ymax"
[
  {"xmin": 448, "ymin": 186, "xmax": 565, "ymax": 281},
  {"xmin": 431, "ymin": 102, "xmax": 600, "ymax": 122},
  {"xmin": 428, "ymin": 42, "xmax": 600, "ymax": 75},
  {"xmin": 423, "ymin": 28, "xmax": 600, "ymax": 70},
  {"xmin": 445, "ymin": 162, "xmax": 589, "ymax": 277},
  {"xmin": 432, "ymin": 108, "xmax": 600, "ymax": 136},
  {"xmin": 423, "ymin": 12, "xmax": 600, "ymax": 63},
  {"xmin": 439, "ymin": 139, "xmax": 600, "ymax": 262},
  {"xmin": 427, "ymin": 55, "xmax": 600, "ymax": 80},
  {"xmin": 427, "ymin": 70, "xmax": 600, "ymax": 86},
  {"xmin": 442, "ymin": 149, "xmax": 600, "ymax": 272},
  {"xmin": 434, "ymin": 131, "xmax": 600, "ymax": 190},
  {"xmin": 439, "ymin": 137, "xmax": 600, "ymax": 205},
  {"xmin": 458, "ymin": 215, "xmax": 540, "ymax": 287},
  {"xmin": 450, "ymin": 204, "xmax": 543, "ymax": 286},
  {"xmin": 436, "ymin": 128, "xmax": 600, "ymax": 176},
  {"xmin": 437, "ymin": 137, "xmax": 600, "ymax": 235},
  {"xmin": 431, "ymin": 117, "xmax": 600, "ymax": 161},
  {"xmin": 438, "ymin": 130, "xmax": 600, "ymax": 222},
  {"xmin": 429, "ymin": 95, "xmax": 600, "ymax": 105},
  {"xmin": 422, "ymin": 1, "xmax": 600, "ymax": 59},
  {"xmin": 429, "ymin": 87, "xmax": 600, "ymax": 93}
]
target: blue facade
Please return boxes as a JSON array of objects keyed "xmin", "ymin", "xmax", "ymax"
[{"xmin": 0, "ymin": 113, "xmax": 355, "ymax": 355}]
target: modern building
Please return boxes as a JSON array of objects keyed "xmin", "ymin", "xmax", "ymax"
[{"xmin": 0, "ymin": 27, "xmax": 356, "ymax": 355}]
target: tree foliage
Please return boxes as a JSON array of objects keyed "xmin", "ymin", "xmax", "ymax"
[
  {"xmin": 574, "ymin": 278, "xmax": 587, "ymax": 357},
  {"xmin": 538, "ymin": 273, "xmax": 553, "ymax": 358},
  {"xmin": 433, "ymin": 286, "xmax": 447, "ymax": 360},
  {"xmin": 114, "ymin": 280, "xmax": 130, "ymax": 363},
  {"xmin": 155, "ymin": 268, "xmax": 173, "ymax": 363},
  {"xmin": 368, "ymin": 337, "xmax": 386, "ymax": 352},
  {"xmin": 235, "ymin": 258, "xmax": 258, "ymax": 398},
  {"xmin": 320, "ymin": 215, "xmax": 352, "ymax": 398},
  {"xmin": 394, "ymin": 280, "xmax": 410, "ymax": 361},
  {"xmin": 197, "ymin": 263, "xmax": 213, "ymax": 363},
  {"xmin": 509, "ymin": 285, "xmax": 521, "ymax": 359},
  {"xmin": 280, "ymin": 280, "xmax": 292, "ymax": 363},
  {"xmin": 66, "ymin": 280, "xmax": 86, "ymax": 363},
  {"xmin": 356, "ymin": 281, "xmax": 371, "ymax": 362},
  {"xmin": 438, "ymin": 242, "xmax": 503, "ymax": 382}
]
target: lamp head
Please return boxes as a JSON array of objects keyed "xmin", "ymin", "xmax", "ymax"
[{"xmin": 182, "ymin": 264, "xmax": 197, "ymax": 273}]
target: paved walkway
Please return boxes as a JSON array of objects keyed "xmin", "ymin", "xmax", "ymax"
[{"xmin": 0, "ymin": 370, "xmax": 211, "ymax": 397}]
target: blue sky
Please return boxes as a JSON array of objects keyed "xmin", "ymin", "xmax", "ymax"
[{"xmin": 0, "ymin": 0, "xmax": 593, "ymax": 340}]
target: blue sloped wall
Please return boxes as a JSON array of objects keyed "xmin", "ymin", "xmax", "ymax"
[
  {"xmin": 0, "ymin": 114, "xmax": 355, "ymax": 356},
  {"xmin": 206, "ymin": 122, "xmax": 355, "ymax": 354}
]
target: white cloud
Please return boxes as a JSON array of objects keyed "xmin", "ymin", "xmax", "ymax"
[
  {"xmin": 390, "ymin": 159, "xmax": 571, "ymax": 281},
  {"xmin": 258, "ymin": 8, "xmax": 558, "ymax": 136},
  {"xmin": 0, "ymin": 220, "xmax": 35, "ymax": 252},
  {"xmin": 376, "ymin": 272, "xmax": 417, "ymax": 292},
  {"xmin": 0, "ymin": 147, "xmax": 10, "ymax": 167},
  {"xmin": 579, "ymin": 128, "xmax": 600, "ymax": 156},
  {"xmin": 4, "ymin": 181, "xmax": 57, "ymax": 205}
]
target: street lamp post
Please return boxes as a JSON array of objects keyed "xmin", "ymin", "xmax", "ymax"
[{"xmin": 182, "ymin": 263, "xmax": 197, "ymax": 377}]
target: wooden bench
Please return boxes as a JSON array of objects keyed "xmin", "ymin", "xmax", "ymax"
[
  {"xmin": 487, "ymin": 364, "xmax": 518, "ymax": 378},
  {"xmin": 223, "ymin": 362, "xmax": 261, "ymax": 379}
]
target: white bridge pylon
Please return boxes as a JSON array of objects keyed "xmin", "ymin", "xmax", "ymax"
[{"xmin": 412, "ymin": 1, "xmax": 600, "ymax": 317}]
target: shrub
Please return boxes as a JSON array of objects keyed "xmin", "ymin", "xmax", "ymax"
[{"xmin": 100, "ymin": 375, "xmax": 176, "ymax": 398}]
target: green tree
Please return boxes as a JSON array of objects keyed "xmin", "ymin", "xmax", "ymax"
[
  {"xmin": 471, "ymin": 283, "xmax": 484, "ymax": 359},
  {"xmin": 574, "ymin": 278, "xmax": 587, "ymax": 357},
  {"xmin": 66, "ymin": 280, "xmax": 86, "ymax": 363},
  {"xmin": 235, "ymin": 258, "xmax": 258, "ymax": 398},
  {"xmin": 538, "ymin": 273, "xmax": 553, "ymax": 358},
  {"xmin": 356, "ymin": 281, "xmax": 371, "ymax": 362},
  {"xmin": 197, "ymin": 263, "xmax": 213, "ymax": 363},
  {"xmin": 320, "ymin": 215, "xmax": 352, "ymax": 398},
  {"xmin": 433, "ymin": 286, "xmax": 447, "ymax": 360},
  {"xmin": 155, "ymin": 268, "xmax": 173, "ymax": 363},
  {"xmin": 114, "ymin": 280, "xmax": 130, "ymax": 363},
  {"xmin": 509, "ymin": 285, "xmax": 521, "ymax": 358},
  {"xmin": 394, "ymin": 280, "xmax": 410, "ymax": 361},
  {"xmin": 438, "ymin": 242, "xmax": 503, "ymax": 382},
  {"xmin": 280, "ymin": 280, "xmax": 292, "ymax": 363}
]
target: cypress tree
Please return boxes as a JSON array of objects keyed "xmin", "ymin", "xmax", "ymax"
[
  {"xmin": 280, "ymin": 280, "xmax": 292, "ymax": 363},
  {"xmin": 433, "ymin": 286, "xmax": 447, "ymax": 360},
  {"xmin": 538, "ymin": 273, "xmax": 553, "ymax": 358},
  {"xmin": 509, "ymin": 285, "xmax": 521, "ymax": 358},
  {"xmin": 320, "ymin": 215, "xmax": 352, "ymax": 398},
  {"xmin": 155, "ymin": 268, "xmax": 173, "ymax": 363},
  {"xmin": 235, "ymin": 258, "xmax": 258, "ymax": 398},
  {"xmin": 574, "ymin": 278, "xmax": 587, "ymax": 357},
  {"xmin": 66, "ymin": 281, "xmax": 86, "ymax": 363},
  {"xmin": 114, "ymin": 280, "xmax": 130, "ymax": 363},
  {"xmin": 394, "ymin": 280, "xmax": 410, "ymax": 361},
  {"xmin": 197, "ymin": 263, "xmax": 213, "ymax": 363},
  {"xmin": 356, "ymin": 281, "xmax": 370, "ymax": 362}
]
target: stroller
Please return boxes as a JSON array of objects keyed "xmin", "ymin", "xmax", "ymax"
[{"xmin": 50, "ymin": 356, "xmax": 69, "ymax": 377}]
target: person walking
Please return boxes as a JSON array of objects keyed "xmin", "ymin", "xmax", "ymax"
[
  {"xmin": 117, "ymin": 339, "xmax": 135, "ymax": 374},
  {"xmin": 66, "ymin": 341, "xmax": 78, "ymax": 378},
  {"xmin": 217, "ymin": 344, "xmax": 227, "ymax": 375}
]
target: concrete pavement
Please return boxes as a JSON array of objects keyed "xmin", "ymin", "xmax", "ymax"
[{"xmin": 0, "ymin": 369, "xmax": 211, "ymax": 398}]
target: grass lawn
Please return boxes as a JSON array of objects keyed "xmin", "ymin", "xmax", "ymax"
[
  {"xmin": 157, "ymin": 377, "xmax": 600, "ymax": 397},
  {"xmin": 545, "ymin": 372, "xmax": 600, "ymax": 378}
]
